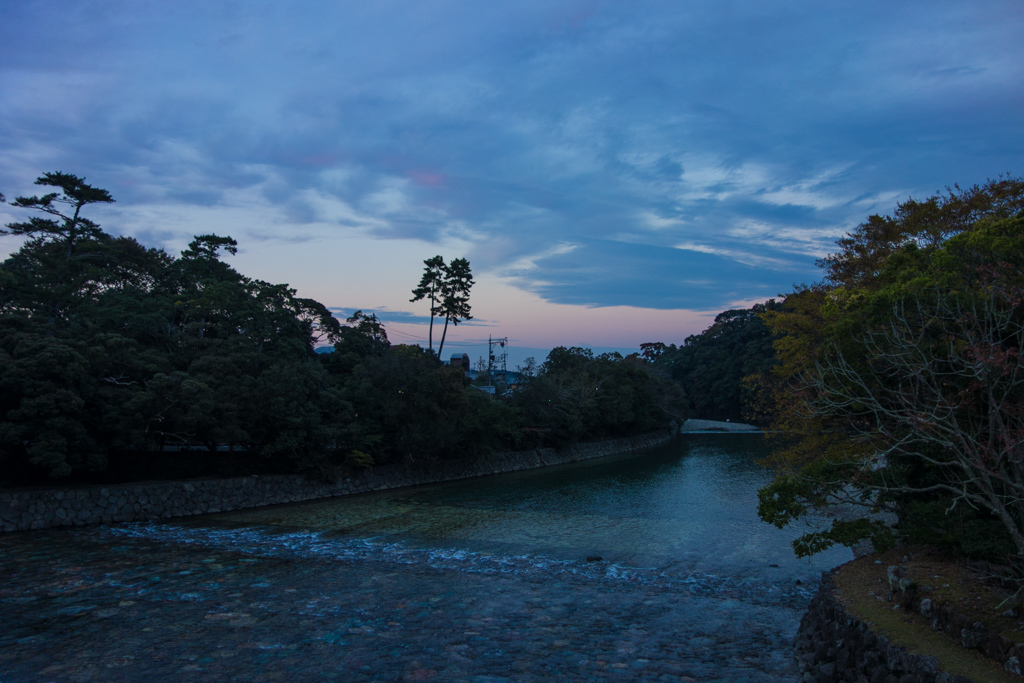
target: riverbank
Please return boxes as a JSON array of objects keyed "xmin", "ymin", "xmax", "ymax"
[
  {"xmin": 796, "ymin": 549, "xmax": 1024, "ymax": 682},
  {"xmin": 798, "ymin": 548, "xmax": 1024, "ymax": 683},
  {"xmin": 0, "ymin": 431, "xmax": 671, "ymax": 534}
]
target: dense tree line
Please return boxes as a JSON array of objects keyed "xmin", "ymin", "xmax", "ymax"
[
  {"xmin": 509, "ymin": 346, "xmax": 684, "ymax": 447},
  {"xmin": 0, "ymin": 173, "xmax": 679, "ymax": 486},
  {"xmin": 753, "ymin": 177, "xmax": 1024, "ymax": 571},
  {"xmin": 647, "ymin": 303, "xmax": 780, "ymax": 423}
]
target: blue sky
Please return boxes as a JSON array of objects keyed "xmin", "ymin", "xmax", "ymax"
[{"xmin": 1, "ymin": 1, "xmax": 1022, "ymax": 365}]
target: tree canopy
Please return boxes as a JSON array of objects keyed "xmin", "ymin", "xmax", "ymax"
[
  {"xmin": 410, "ymin": 255, "xmax": 474, "ymax": 357},
  {"xmin": 3, "ymin": 172, "xmax": 115, "ymax": 260},
  {"xmin": 410, "ymin": 255, "xmax": 446, "ymax": 354},
  {"xmin": 0, "ymin": 172, "xmax": 675, "ymax": 486},
  {"xmin": 755, "ymin": 177, "xmax": 1024, "ymax": 570},
  {"xmin": 655, "ymin": 302, "xmax": 780, "ymax": 423}
]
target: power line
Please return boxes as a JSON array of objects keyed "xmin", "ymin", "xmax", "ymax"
[{"xmin": 487, "ymin": 335, "xmax": 508, "ymax": 391}]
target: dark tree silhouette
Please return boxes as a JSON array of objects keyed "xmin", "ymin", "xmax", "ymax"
[
  {"xmin": 410, "ymin": 255, "xmax": 445, "ymax": 353},
  {"xmin": 436, "ymin": 257, "xmax": 473, "ymax": 358},
  {"xmin": 3, "ymin": 172, "xmax": 115, "ymax": 260}
]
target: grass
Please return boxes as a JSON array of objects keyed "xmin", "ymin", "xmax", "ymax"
[{"xmin": 832, "ymin": 546, "xmax": 1021, "ymax": 682}]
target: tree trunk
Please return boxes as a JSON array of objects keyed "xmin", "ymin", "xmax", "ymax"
[
  {"xmin": 437, "ymin": 316, "xmax": 450, "ymax": 359},
  {"xmin": 427, "ymin": 282, "xmax": 435, "ymax": 352}
]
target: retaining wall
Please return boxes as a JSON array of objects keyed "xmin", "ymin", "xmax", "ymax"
[
  {"xmin": 796, "ymin": 572, "xmax": 979, "ymax": 683},
  {"xmin": 0, "ymin": 431, "xmax": 671, "ymax": 533}
]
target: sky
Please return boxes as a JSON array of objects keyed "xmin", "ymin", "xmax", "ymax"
[{"xmin": 1, "ymin": 1, "xmax": 1022, "ymax": 367}]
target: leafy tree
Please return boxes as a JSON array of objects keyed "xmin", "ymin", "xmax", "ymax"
[
  {"xmin": 410, "ymin": 255, "xmax": 474, "ymax": 357},
  {"xmin": 0, "ymin": 173, "xmax": 356, "ymax": 483},
  {"xmin": 322, "ymin": 310, "xmax": 390, "ymax": 376},
  {"xmin": 410, "ymin": 255, "xmax": 446, "ymax": 353},
  {"xmin": 342, "ymin": 345, "xmax": 516, "ymax": 464},
  {"xmin": 181, "ymin": 234, "xmax": 237, "ymax": 260},
  {"xmin": 512, "ymin": 346, "xmax": 680, "ymax": 446},
  {"xmin": 516, "ymin": 356, "xmax": 538, "ymax": 378},
  {"xmin": 296, "ymin": 298, "xmax": 342, "ymax": 348},
  {"xmin": 639, "ymin": 342, "xmax": 672, "ymax": 363},
  {"xmin": 436, "ymin": 257, "xmax": 474, "ymax": 358},
  {"xmin": 0, "ymin": 170, "xmax": 677, "ymax": 486},
  {"xmin": 757, "ymin": 178, "xmax": 1024, "ymax": 568},
  {"xmin": 0, "ymin": 324, "xmax": 99, "ymax": 477},
  {"xmin": 2, "ymin": 172, "xmax": 114, "ymax": 260},
  {"xmin": 820, "ymin": 175, "xmax": 1024, "ymax": 289},
  {"xmin": 656, "ymin": 302, "xmax": 780, "ymax": 422}
]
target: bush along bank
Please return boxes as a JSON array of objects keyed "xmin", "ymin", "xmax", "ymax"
[{"xmin": 0, "ymin": 431, "xmax": 671, "ymax": 533}]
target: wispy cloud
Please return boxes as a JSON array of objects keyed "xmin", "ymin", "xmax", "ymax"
[{"xmin": 1, "ymin": 0, "xmax": 1021, "ymax": 324}]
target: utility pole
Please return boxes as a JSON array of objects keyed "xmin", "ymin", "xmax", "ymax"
[{"xmin": 487, "ymin": 336, "xmax": 508, "ymax": 393}]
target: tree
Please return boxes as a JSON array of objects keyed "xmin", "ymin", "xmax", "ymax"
[
  {"xmin": 410, "ymin": 255, "xmax": 446, "ymax": 353},
  {"xmin": 344, "ymin": 310, "xmax": 388, "ymax": 347},
  {"xmin": 295, "ymin": 298, "xmax": 342, "ymax": 349},
  {"xmin": 656, "ymin": 302, "xmax": 780, "ymax": 422},
  {"xmin": 757, "ymin": 181, "xmax": 1024, "ymax": 569},
  {"xmin": 436, "ymin": 257, "xmax": 473, "ymax": 358},
  {"xmin": 0, "ymin": 172, "xmax": 360, "ymax": 483},
  {"xmin": 2, "ymin": 172, "xmax": 115, "ymax": 260},
  {"xmin": 517, "ymin": 356, "xmax": 538, "ymax": 378},
  {"xmin": 409, "ymin": 255, "xmax": 475, "ymax": 358},
  {"xmin": 180, "ymin": 233, "xmax": 238, "ymax": 260},
  {"xmin": 341, "ymin": 344, "xmax": 516, "ymax": 464},
  {"xmin": 639, "ymin": 342, "xmax": 672, "ymax": 363},
  {"xmin": 511, "ymin": 346, "xmax": 680, "ymax": 446},
  {"xmin": 801, "ymin": 280, "xmax": 1024, "ymax": 563},
  {"xmin": 820, "ymin": 176, "xmax": 1024, "ymax": 290},
  {"xmin": 323, "ymin": 309, "xmax": 390, "ymax": 375}
]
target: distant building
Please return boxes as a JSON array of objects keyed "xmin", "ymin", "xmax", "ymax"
[
  {"xmin": 449, "ymin": 353, "xmax": 471, "ymax": 376},
  {"xmin": 487, "ymin": 369, "xmax": 525, "ymax": 391}
]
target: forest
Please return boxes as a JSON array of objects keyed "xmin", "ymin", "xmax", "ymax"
[
  {"xmin": 0, "ymin": 173, "xmax": 680, "ymax": 486},
  {"xmin": 5, "ymin": 170, "xmax": 1024, "ymax": 575}
]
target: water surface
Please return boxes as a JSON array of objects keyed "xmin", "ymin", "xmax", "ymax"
[
  {"xmin": 1, "ymin": 433, "xmax": 853, "ymax": 682},
  {"xmin": 202, "ymin": 433, "xmax": 850, "ymax": 583}
]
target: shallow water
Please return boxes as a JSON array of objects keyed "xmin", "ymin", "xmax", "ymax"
[
  {"xmin": 196, "ymin": 432, "xmax": 850, "ymax": 582},
  {"xmin": 0, "ymin": 434, "xmax": 852, "ymax": 681}
]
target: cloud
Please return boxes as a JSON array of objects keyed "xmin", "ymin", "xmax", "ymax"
[
  {"xmin": 1, "ymin": 0, "xmax": 1022, "ymax": 325},
  {"xmin": 510, "ymin": 238, "xmax": 816, "ymax": 310},
  {"xmin": 329, "ymin": 308, "xmax": 434, "ymax": 326},
  {"xmin": 331, "ymin": 307, "xmax": 494, "ymax": 328}
]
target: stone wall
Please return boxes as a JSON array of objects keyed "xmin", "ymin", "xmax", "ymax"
[
  {"xmin": 890, "ymin": 563, "xmax": 1024, "ymax": 676},
  {"xmin": 795, "ymin": 572, "xmax": 974, "ymax": 683},
  {"xmin": 0, "ymin": 431, "xmax": 671, "ymax": 533}
]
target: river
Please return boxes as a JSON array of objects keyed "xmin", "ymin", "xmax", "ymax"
[{"xmin": 0, "ymin": 434, "xmax": 851, "ymax": 682}]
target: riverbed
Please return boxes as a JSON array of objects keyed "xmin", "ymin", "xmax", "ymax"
[{"xmin": 0, "ymin": 434, "xmax": 850, "ymax": 681}]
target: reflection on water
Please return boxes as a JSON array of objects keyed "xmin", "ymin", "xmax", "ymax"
[{"xmin": 201, "ymin": 434, "xmax": 850, "ymax": 582}]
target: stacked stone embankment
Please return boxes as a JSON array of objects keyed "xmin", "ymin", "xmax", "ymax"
[
  {"xmin": 796, "ymin": 571, "xmax": 982, "ymax": 683},
  {"xmin": 0, "ymin": 431, "xmax": 671, "ymax": 533}
]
